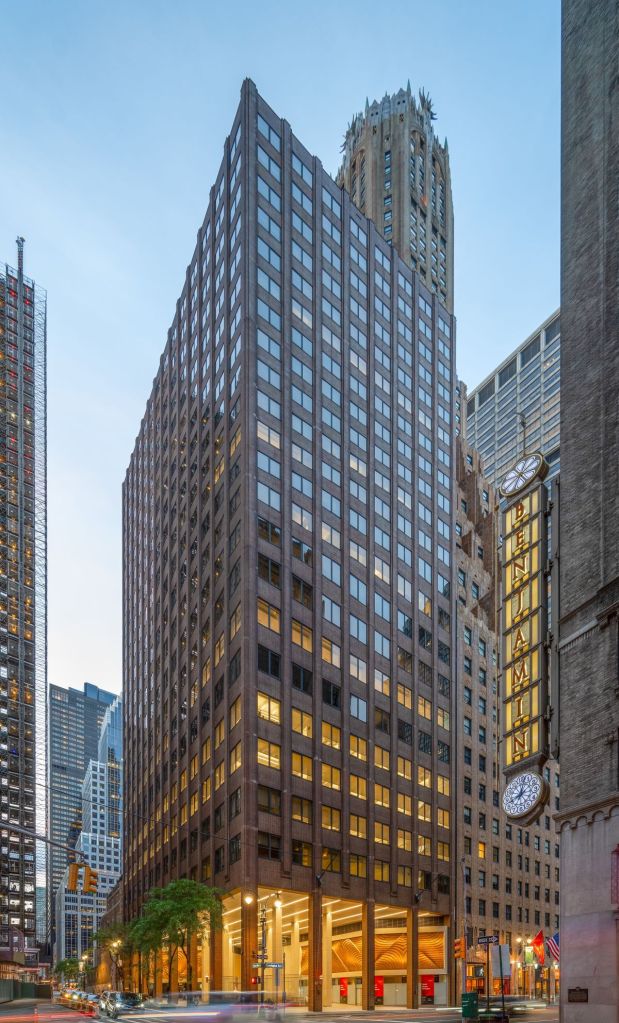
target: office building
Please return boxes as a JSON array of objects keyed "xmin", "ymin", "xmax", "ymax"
[
  {"xmin": 337, "ymin": 84, "xmax": 454, "ymax": 311},
  {"xmin": 455, "ymin": 436, "xmax": 560, "ymax": 1001},
  {"xmin": 0, "ymin": 239, "xmax": 47, "ymax": 968},
  {"xmin": 465, "ymin": 310, "xmax": 561, "ymax": 489},
  {"xmin": 55, "ymin": 696, "xmax": 123, "ymax": 964},
  {"xmin": 48, "ymin": 682, "xmax": 116, "ymax": 942},
  {"xmin": 558, "ymin": 1, "xmax": 619, "ymax": 1019},
  {"xmin": 123, "ymin": 79, "xmax": 457, "ymax": 1009}
]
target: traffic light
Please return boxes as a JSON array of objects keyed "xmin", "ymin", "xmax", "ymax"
[
  {"xmin": 454, "ymin": 937, "xmax": 467, "ymax": 960},
  {"xmin": 67, "ymin": 863, "xmax": 80, "ymax": 892},
  {"xmin": 83, "ymin": 866, "xmax": 99, "ymax": 894}
]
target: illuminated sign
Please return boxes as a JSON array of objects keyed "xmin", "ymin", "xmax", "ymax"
[{"xmin": 501, "ymin": 467, "xmax": 549, "ymax": 775}]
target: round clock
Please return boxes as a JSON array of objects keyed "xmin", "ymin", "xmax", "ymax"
[
  {"xmin": 499, "ymin": 452, "xmax": 548, "ymax": 498},
  {"xmin": 502, "ymin": 772, "xmax": 546, "ymax": 819}
]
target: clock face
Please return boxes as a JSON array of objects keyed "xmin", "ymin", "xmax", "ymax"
[
  {"xmin": 502, "ymin": 772, "xmax": 544, "ymax": 818},
  {"xmin": 499, "ymin": 453, "xmax": 547, "ymax": 498}
]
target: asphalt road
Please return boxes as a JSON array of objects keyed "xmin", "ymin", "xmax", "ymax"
[{"xmin": 0, "ymin": 1002, "xmax": 560, "ymax": 1023}]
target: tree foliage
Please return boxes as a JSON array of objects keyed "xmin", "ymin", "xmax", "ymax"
[
  {"xmin": 54, "ymin": 958, "xmax": 80, "ymax": 982},
  {"xmin": 131, "ymin": 879, "xmax": 222, "ymax": 991}
]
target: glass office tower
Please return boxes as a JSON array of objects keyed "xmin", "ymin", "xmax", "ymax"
[{"xmin": 465, "ymin": 311, "xmax": 561, "ymax": 488}]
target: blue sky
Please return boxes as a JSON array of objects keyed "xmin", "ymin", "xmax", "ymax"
[{"xmin": 1, "ymin": 0, "xmax": 560, "ymax": 694}]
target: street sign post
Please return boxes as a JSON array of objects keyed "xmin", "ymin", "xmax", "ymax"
[{"xmin": 477, "ymin": 935, "xmax": 498, "ymax": 1014}]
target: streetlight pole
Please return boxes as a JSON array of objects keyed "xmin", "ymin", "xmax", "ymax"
[
  {"xmin": 259, "ymin": 904, "xmax": 267, "ymax": 1006},
  {"xmin": 460, "ymin": 858, "xmax": 468, "ymax": 999},
  {"xmin": 111, "ymin": 941, "xmax": 120, "ymax": 991}
]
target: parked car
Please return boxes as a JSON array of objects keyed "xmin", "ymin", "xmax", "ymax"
[{"xmin": 101, "ymin": 992, "xmax": 144, "ymax": 1019}]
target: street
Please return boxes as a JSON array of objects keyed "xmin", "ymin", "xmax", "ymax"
[{"xmin": 0, "ymin": 1002, "xmax": 560, "ymax": 1023}]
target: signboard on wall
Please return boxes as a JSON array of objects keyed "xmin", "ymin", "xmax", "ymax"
[
  {"xmin": 421, "ymin": 975, "xmax": 435, "ymax": 1000},
  {"xmin": 499, "ymin": 453, "xmax": 550, "ymax": 826}
]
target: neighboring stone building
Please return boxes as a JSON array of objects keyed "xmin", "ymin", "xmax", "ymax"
[
  {"xmin": 558, "ymin": 1, "xmax": 619, "ymax": 1019},
  {"xmin": 455, "ymin": 431, "xmax": 560, "ymax": 1001},
  {"xmin": 337, "ymin": 84, "xmax": 454, "ymax": 311}
]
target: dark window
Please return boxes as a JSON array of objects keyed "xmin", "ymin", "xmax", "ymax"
[
  {"xmin": 229, "ymin": 650, "xmax": 241, "ymax": 684},
  {"xmin": 257, "ymin": 785, "xmax": 281, "ymax": 816},
  {"xmin": 419, "ymin": 626, "xmax": 432, "ymax": 650},
  {"xmin": 292, "ymin": 663, "xmax": 312, "ymax": 694},
  {"xmin": 521, "ymin": 335, "xmax": 540, "ymax": 367},
  {"xmin": 214, "ymin": 847, "xmax": 225, "ymax": 873},
  {"xmin": 257, "ymin": 832, "xmax": 281, "ymax": 860},
  {"xmin": 375, "ymin": 708, "xmax": 390, "ymax": 734},
  {"xmin": 258, "ymin": 644, "xmax": 281, "ymax": 679},
  {"xmin": 292, "ymin": 537, "xmax": 313, "ymax": 565},
  {"xmin": 258, "ymin": 516, "xmax": 281, "ymax": 546},
  {"xmin": 418, "ymin": 660, "xmax": 432, "ymax": 687},
  {"xmin": 258, "ymin": 554, "xmax": 281, "ymax": 587},
  {"xmin": 322, "ymin": 679, "xmax": 341, "ymax": 708},
  {"xmin": 418, "ymin": 730, "xmax": 432, "ymax": 755},
  {"xmin": 398, "ymin": 719, "xmax": 413, "ymax": 745},
  {"xmin": 498, "ymin": 358, "xmax": 517, "ymax": 388},
  {"xmin": 229, "ymin": 835, "xmax": 241, "ymax": 864},
  {"xmin": 292, "ymin": 840, "xmax": 312, "ymax": 866},
  {"xmin": 229, "ymin": 788, "xmax": 241, "ymax": 820},
  {"xmin": 292, "ymin": 575, "xmax": 313, "ymax": 608},
  {"xmin": 438, "ymin": 740, "xmax": 450, "ymax": 763}
]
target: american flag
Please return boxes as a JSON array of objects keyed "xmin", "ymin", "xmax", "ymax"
[{"xmin": 547, "ymin": 931, "xmax": 560, "ymax": 961}]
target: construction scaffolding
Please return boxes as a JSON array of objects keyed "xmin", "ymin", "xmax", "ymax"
[{"xmin": 0, "ymin": 238, "xmax": 48, "ymax": 964}]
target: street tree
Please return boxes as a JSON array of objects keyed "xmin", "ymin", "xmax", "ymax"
[
  {"xmin": 94, "ymin": 922, "xmax": 133, "ymax": 988},
  {"xmin": 54, "ymin": 958, "xmax": 80, "ymax": 984},
  {"xmin": 140, "ymin": 879, "xmax": 222, "ymax": 992}
]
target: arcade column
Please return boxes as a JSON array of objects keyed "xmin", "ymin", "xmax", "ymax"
[
  {"xmin": 307, "ymin": 889, "xmax": 323, "ymax": 1011},
  {"xmin": 241, "ymin": 895, "xmax": 258, "ymax": 992},
  {"xmin": 361, "ymin": 901, "xmax": 375, "ymax": 1010}
]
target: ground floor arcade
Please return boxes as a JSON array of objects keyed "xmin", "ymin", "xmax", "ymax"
[{"xmin": 167, "ymin": 888, "xmax": 453, "ymax": 1010}]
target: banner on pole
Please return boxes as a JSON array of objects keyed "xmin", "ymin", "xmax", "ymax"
[{"xmin": 491, "ymin": 944, "xmax": 511, "ymax": 977}]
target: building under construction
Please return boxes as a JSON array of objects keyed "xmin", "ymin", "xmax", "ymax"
[{"xmin": 0, "ymin": 239, "xmax": 47, "ymax": 972}]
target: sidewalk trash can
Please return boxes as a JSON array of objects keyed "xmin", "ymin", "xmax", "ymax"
[{"xmin": 461, "ymin": 992, "xmax": 478, "ymax": 1019}]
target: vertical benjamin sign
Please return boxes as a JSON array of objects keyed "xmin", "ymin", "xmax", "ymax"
[{"xmin": 499, "ymin": 453, "xmax": 550, "ymax": 825}]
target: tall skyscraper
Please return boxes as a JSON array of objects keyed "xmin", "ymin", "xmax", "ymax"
[
  {"xmin": 123, "ymin": 79, "xmax": 456, "ymax": 1009},
  {"xmin": 337, "ymin": 84, "xmax": 454, "ymax": 311},
  {"xmin": 455, "ymin": 433, "xmax": 560, "ymax": 1001},
  {"xmin": 465, "ymin": 310, "xmax": 561, "ymax": 489},
  {"xmin": 559, "ymin": 1, "xmax": 618, "ymax": 1018},
  {"xmin": 47, "ymin": 682, "xmax": 116, "ymax": 943},
  {"xmin": 55, "ymin": 696, "xmax": 123, "ymax": 964},
  {"xmin": 0, "ymin": 239, "xmax": 47, "ymax": 967}
]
